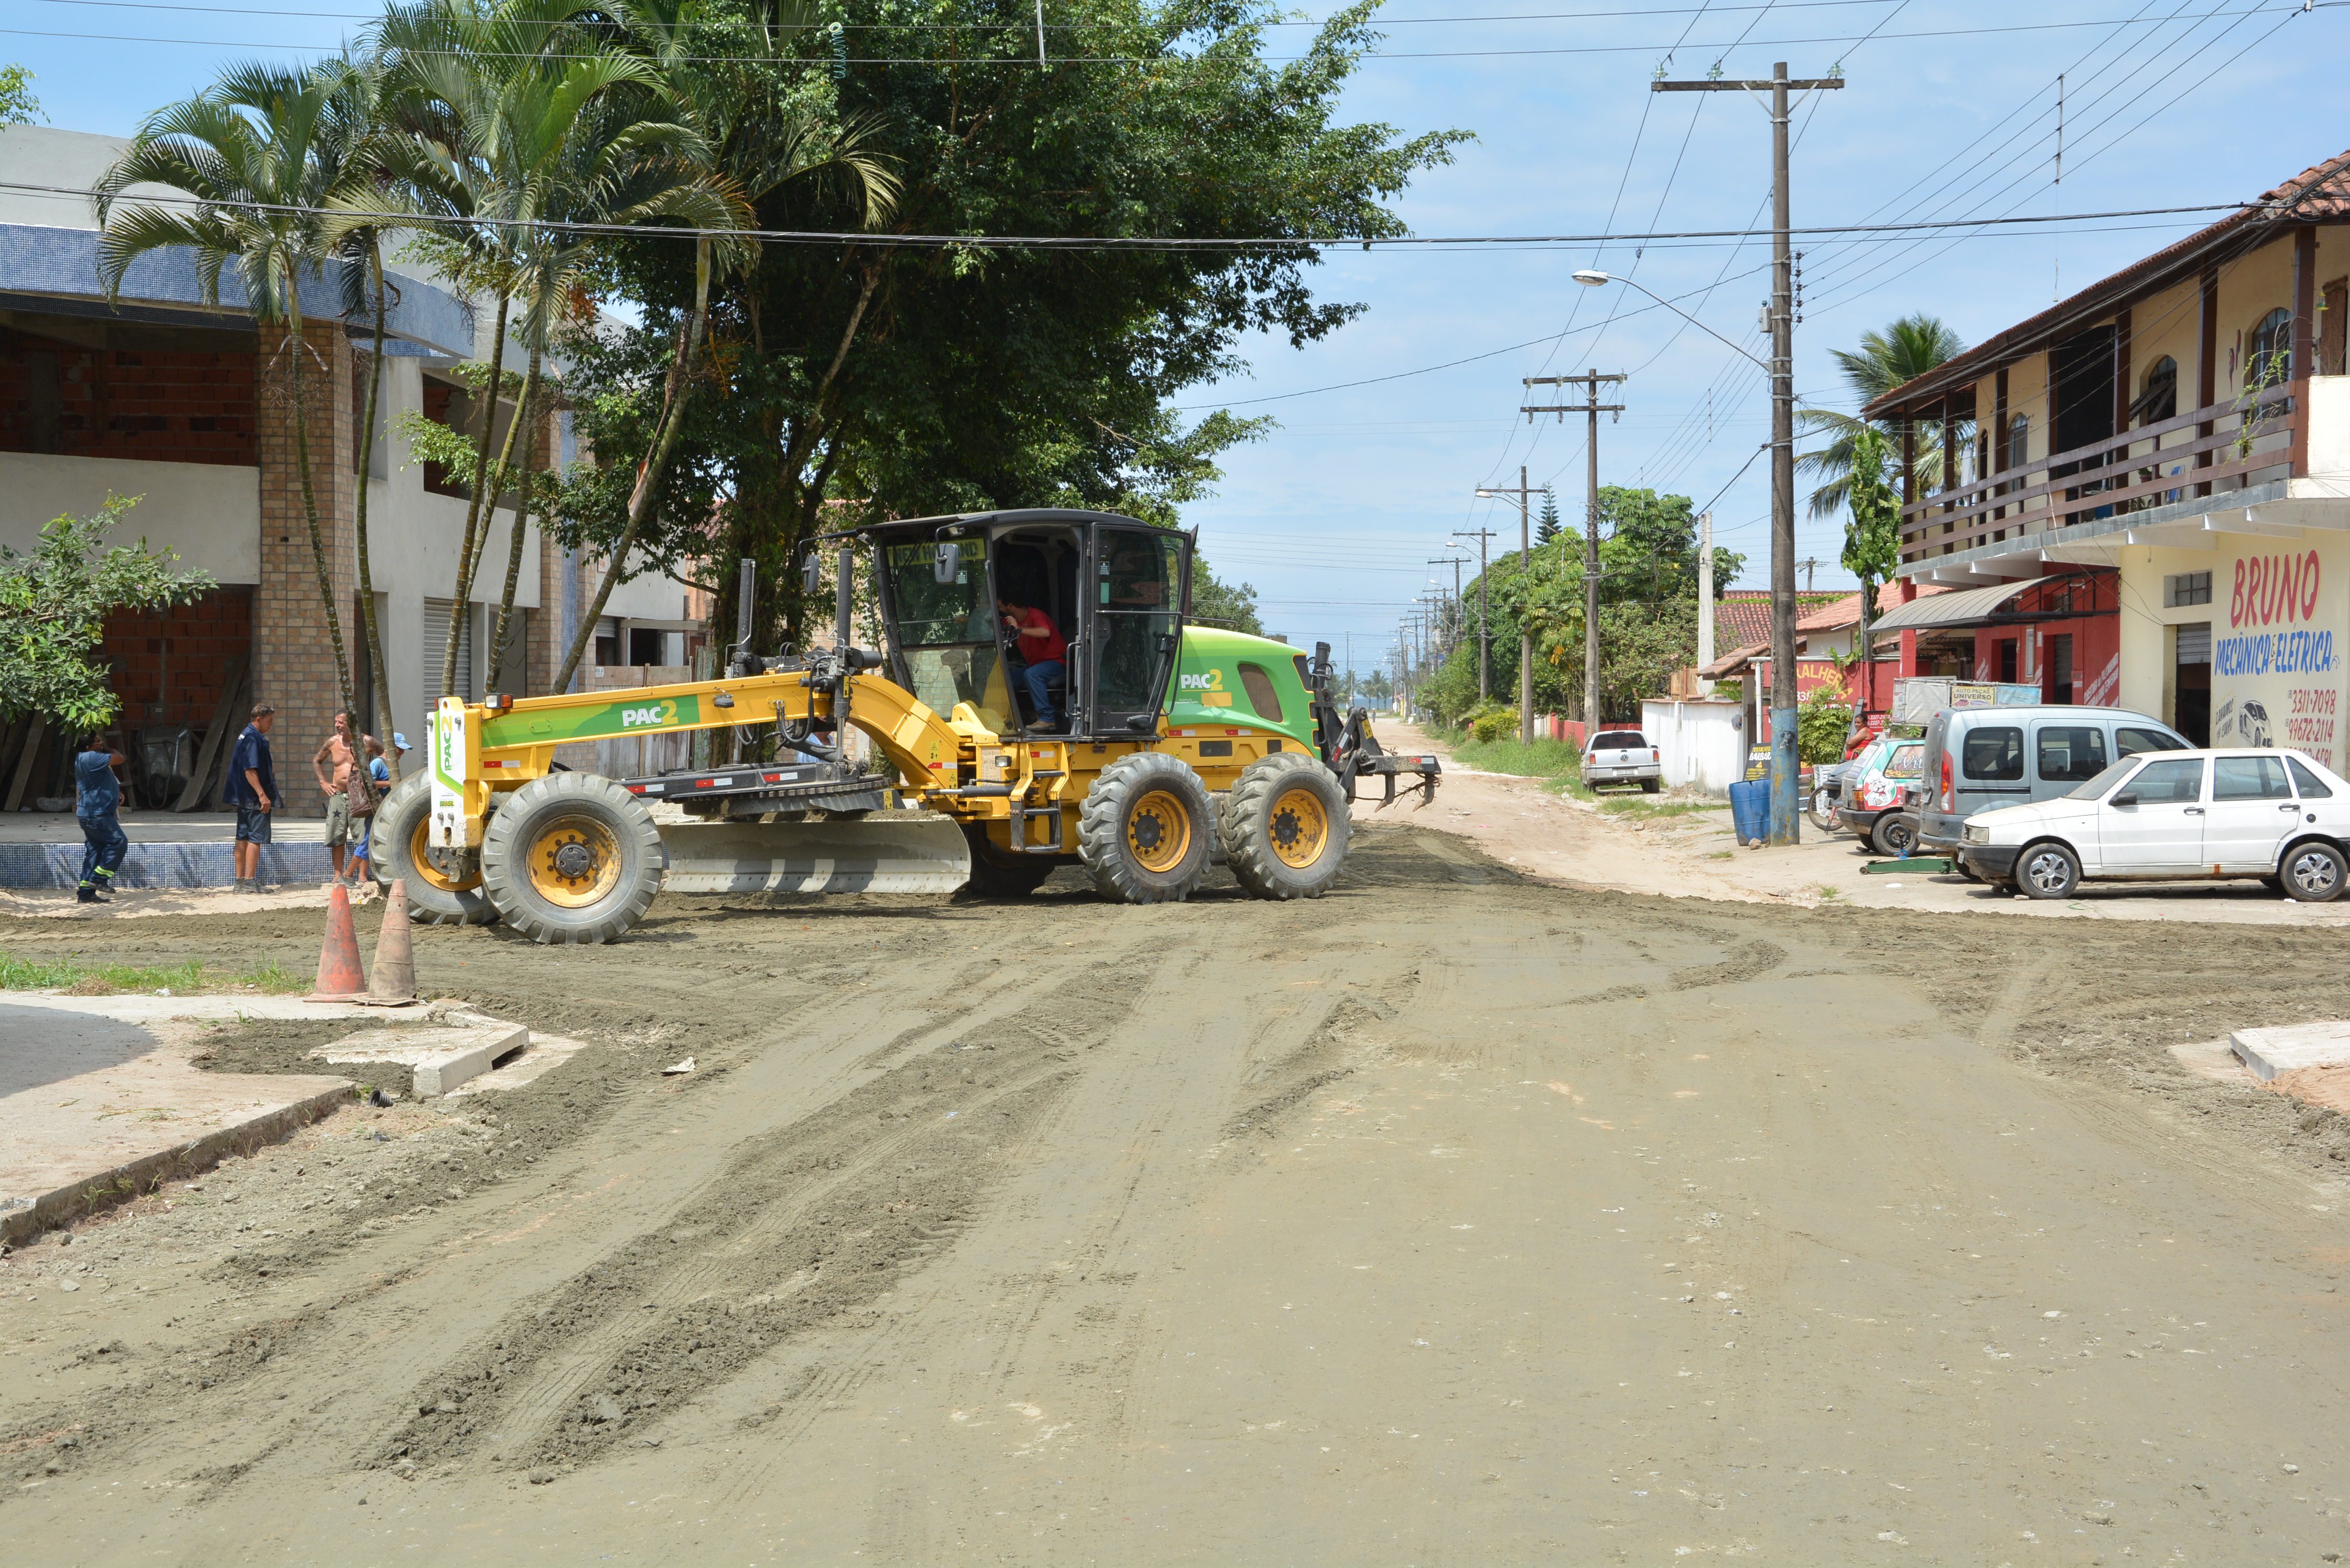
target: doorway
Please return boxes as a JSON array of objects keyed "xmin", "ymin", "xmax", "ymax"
[{"xmin": 2173, "ymin": 621, "xmax": 2211, "ymax": 744}]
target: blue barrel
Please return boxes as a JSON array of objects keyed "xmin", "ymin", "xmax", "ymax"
[{"xmin": 1728, "ymin": 778, "xmax": 1768, "ymax": 845}]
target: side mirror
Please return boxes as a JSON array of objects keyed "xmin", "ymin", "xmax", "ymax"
[
  {"xmin": 935, "ymin": 543, "xmax": 959, "ymax": 584},
  {"xmin": 800, "ymin": 553, "xmax": 821, "ymax": 594},
  {"xmin": 2110, "ymin": 790, "xmax": 2139, "ymax": 808}
]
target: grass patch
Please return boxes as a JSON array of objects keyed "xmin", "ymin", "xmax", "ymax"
[
  {"xmin": 1445, "ymin": 735, "xmax": 1594, "ymax": 797},
  {"xmin": 1594, "ymin": 798, "xmax": 1724, "ymax": 821},
  {"xmin": 0, "ymin": 951, "xmax": 305, "ymax": 996}
]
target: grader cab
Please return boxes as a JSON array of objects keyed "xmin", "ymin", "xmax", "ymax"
[{"xmin": 371, "ymin": 509, "xmax": 1438, "ymax": 942}]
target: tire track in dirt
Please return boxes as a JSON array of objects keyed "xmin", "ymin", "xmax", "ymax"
[{"xmin": 379, "ymin": 947, "xmax": 1170, "ymax": 1474}]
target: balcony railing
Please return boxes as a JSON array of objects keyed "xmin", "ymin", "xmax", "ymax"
[{"xmin": 1898, "ymin": 382, "xmax": 2300, "ymax": 564}]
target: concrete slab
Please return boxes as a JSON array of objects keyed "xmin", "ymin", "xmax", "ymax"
[
  {"xmin": 2230, "ymin": 1020, "xmax": 2350, "ymax": 1081},
  {"xmin": 0, "ymin": 997, "xmax": 353, "ymax": 1244},
  {"xmin": 308, "ymin": 1022, "xmax": 528, "ymax": 1098}
]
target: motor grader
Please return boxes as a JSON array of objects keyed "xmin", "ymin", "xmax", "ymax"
[{"xmin": 371, "ymin": 509, "xmax": 1439, "ymax": 942}]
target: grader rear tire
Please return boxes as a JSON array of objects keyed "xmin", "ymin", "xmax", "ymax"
[
  {"xmin": 959, "ymin": 824, "xmax": 1056, "ymax": 899},
  {"xmin": 1220, "ymin": 754, "xmax": 1349, "ymax": 901},
  {"xmin": 1078, "ymin": 752, "xmax": 1213, "ymax": 904},
  {"xmin": 371, "ymin": 773, "xmax": 497, "ymax": 926},
  {"xmin": 480, "ymin": 773, "xmax": 665, "ymax": 943}
]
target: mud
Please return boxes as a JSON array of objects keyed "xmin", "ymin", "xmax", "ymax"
[{"xmin": 7, "ymin": 824, "xmax": 2350, "ymax": 1562}]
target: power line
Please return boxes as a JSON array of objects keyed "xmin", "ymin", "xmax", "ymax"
[{"xmin": 11, "ymin": 181, "xmax": 2257, "ymax": 250}]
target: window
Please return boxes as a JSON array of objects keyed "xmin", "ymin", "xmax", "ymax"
[
  {"xmin": 2247, "ymin": 307, "xmax": 2294, "ymax": 390},
  {"xmin": 1237, "ymin": 663, "xmax": 1284, "ymax": 721},
  {"xmin": 2164, "ymin": 571, "xmax": 2212, "ymax": 608},
  {"xmin": 2289, "ymin": 756, "xmax": 2335, "ymax": 798},
  {"xmin": 423, "ymin": 598, "xmax": 474, "ymax": 700},
  {"xmin": 1095, "ymin": 531, "xmax": 1183, "ymax": 721},
  {"xmin": 1962, "ymin": 725, "xmax": 2024, "ymax": 780},
  {"xmin": 2036, "ymin": 725, "xmax": 2109, "ymax": 782},
  {"xmin": 2127, "ymin": 757, "xmax": 2206, "ymax": 803},
  {"xmin": 1997, "ymin": 639, "xmax": 2018, "ymax": 683},
  {"xmin": 2115, "ymin": 725, "xmax": 2189, "ymax": 758},
  {"xmin": 1593, "ymin": 730, "xmax": 1649, "ymax": 749},
  {"xmin": 1885, "ymin": 743, "xmax": 1925, "ymax": 778},
  {"xmin": 2006, "ymin": 413, "xmax": 2030, "ymax": 471},
  {"xmin": 2132, "ymin": 355, "xmax": 2178, "ymax": 425},
  {"xmin": 2214, "ymin": 755, "xmax": 2292, "ymax": 800},
  {"xmin": 2067, "ymin": 758, "xmax": 2139, "ymax": 801},
  {"xmin": 2049, "ymin": 633, "xmax": 2075, "ymax": 705}
]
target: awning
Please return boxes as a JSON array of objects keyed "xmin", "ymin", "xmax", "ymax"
[{"xmin": 1870, "ymin": 578, "xmax": 2037, "ymax": 632}]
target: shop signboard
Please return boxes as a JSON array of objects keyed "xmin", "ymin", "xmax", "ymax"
[{"xmin": 2212, "ymin": 536, "xmax": 2344, "ymax": 769}]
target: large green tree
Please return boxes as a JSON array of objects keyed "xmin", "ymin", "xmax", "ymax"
[{"xmin": 574, "ymin": 0, "xmax": 1467, "ymax": 657}]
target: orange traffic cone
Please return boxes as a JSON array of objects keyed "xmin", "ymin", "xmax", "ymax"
[
  {"xmin": 307, "ymin": 880, "xmax": 368, "ymax": 1001},
  {"xmin": 368, "ymin": 879, "xmax": 417, "ymax": 1004}
]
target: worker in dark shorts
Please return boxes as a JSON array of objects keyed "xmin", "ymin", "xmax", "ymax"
[
  {"xmin": 73, "ymin": 735, "xmax": 129, "ymax": 904},
  {"xmin": 313, "ymin": 710, "xmax": 357, "ymax": 886},
  {"xmin": 225, "ymin": 702, "xmax": 280, "ymax": 894}
]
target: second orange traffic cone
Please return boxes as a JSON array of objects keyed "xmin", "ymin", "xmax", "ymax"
[
  {"xmin": 368, "ymin": 879, "xmax": 417, "ymax": 1003},
  {"xmin": 308, "ymin": 880, "xmax": 368, "ymax": 1001}
]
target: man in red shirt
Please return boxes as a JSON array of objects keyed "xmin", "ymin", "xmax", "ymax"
[{"xmin": 997, "ymin": 593, "xmax": 1067, "ymax": 732}]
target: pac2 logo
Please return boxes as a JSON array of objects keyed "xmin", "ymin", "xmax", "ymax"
[
  {"xmin": 619, "ymin": 699, "xmax": 680, "ymax": 729},
  {"xmin": 1179, "ymin": 668, "xmax": 1225, "ymax": 693}
]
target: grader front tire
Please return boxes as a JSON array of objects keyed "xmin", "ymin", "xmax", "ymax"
[
  {"xmin": 371, "ymin": 773, "xmax": 497, "ymax": 926},
  {"xmin": 1078, "ymin": 753, "xmax": 1213, "ymax": 904},
  {"xmin": 1220, "ymin": 754, "xmax": 1350, "ymax": 900},
  {"xmin": 480, "ymin": 773, "xmax": 665, "ymax": 943}
]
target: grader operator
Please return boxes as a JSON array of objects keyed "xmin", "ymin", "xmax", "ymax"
[{"xmin": 370, "ymin": 510, "xmax": 1439, "ymax": 942}]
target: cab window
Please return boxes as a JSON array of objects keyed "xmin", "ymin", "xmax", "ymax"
[
  {"xmin": 2213, "ymin": 755, "xmax": 2291, "ymax": 800},
  {"xmin": 1237, "ymin": 663, "xmax": 1284, "ymax": 722},
  {"xmin": 2035, "ymin": 725, "xmax": 2107, "ymax": 782},
  {"xmin": 1962, "ymin": 726, "xmax": 2024, "ymax": 780},
  {"xmin": 2115, "ymin": 725, "xmax": 2189, "ymax": 758}
]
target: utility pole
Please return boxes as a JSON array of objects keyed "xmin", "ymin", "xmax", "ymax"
[
  {"xmin": 1696, "ymin": 509, "xmax": 1715, "ymax": 694},
  {"xmin": 1523, "ymin": 371, "xmax": 1625, "ymax": 740},
  {"xmin": 1655, "ymin": 60, "xmax": 1842, "ymax": 845},
  {"xmin": 1452, "ymin": 524, "xmax": 1500, "ymax": 701},
  {"xmin": 1427, "ymin": 557, "xmax": 1466, "ymax": 659},
  {"xmin": 1472, "ymin": 469, "xmax": 1542, "ymax": 740},
  {"xmin": 1796, "ymin": 556, "xmax": 1821, "ymax": 592}
]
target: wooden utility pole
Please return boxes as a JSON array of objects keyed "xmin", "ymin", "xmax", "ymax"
[
  {"xmin": 1428, "ymin": 557, "xmax": 1468, "ymax": 660},
  {"xmin": 1523, "ymin": 372, "xmax": 1625, "ymax": 736},
  {"xmin": 1655, "ymin": 61, "xmax": 1842, "ymax": 845},
  {"xmin": 1452, "ymin": 524, "xmax": 1500, "ymax": 701},
  {"xmin": 1696, "ymin": 509, "xmax": 1715, "ymax": 693},
  {"xmin": 1472, "ymin": 469, "xmax": 1543, "ymax": 740}
]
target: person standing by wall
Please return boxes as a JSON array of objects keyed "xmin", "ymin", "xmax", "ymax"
[
  {"xmin": 313, "ymin": 711, "xmax": 358, "ymax": 887},
  {"xmin": 74, "ymin": 734, "xmax": 129, "ymax": 905},
  {"xmin": 226, "ymin": 702, "xmax": 280, "ymax": 894}
]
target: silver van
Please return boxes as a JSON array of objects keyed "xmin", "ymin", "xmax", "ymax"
[{"xmin": 1917, "ymin": 705, "xmax": 2191, "ymax": 859}]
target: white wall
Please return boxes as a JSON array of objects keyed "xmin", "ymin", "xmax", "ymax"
[
  {"xmin": 1642, "ymin": 698, "xmax": 1748, "ymax": 794},
  {"xmin": 0, "ymin": 451, "xmax": 259, "ymax": 582}
]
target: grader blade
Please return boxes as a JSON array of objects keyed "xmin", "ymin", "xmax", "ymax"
[{"xmin": 658, "ymin": 813, "xmax": 972, "ymax": 895}]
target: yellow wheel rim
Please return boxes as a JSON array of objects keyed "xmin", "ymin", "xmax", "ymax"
[
  {"xmin": 408, "ymin": 815, "xmax": 481, "ymax": 893},
  {"xmin": 1126, "ymin": 788, "xmax": 1192, "ymax": 874},
  {"xmin": 526, "ymin": 815, "xmax": 622, "ymax": 908},
  {"xmin": 1269, "ymin": 785, "xmax": 1330, "ymax": 869}
]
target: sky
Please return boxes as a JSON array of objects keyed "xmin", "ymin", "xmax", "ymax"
[{"xmin": 7, "ymin": 0, "xmax": 2348, "ymax": 677}]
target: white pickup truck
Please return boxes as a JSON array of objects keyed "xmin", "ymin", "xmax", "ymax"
[{"xmin": 1583, "ymin": 728, "xmax": 1663, "ymax": 793}]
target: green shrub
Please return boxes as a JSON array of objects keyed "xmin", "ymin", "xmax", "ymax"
[
  {"xmin": 1466, "ymin": 702, "xmax": 1517, "ymax": 743},
  {"xmin": 1796, "ymin": 685, "xmax": 1853, "ymax": 765}
]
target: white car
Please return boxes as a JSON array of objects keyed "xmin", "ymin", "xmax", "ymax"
[
  {"xmin": 1583, "ymin": 728, "xmax": 1663, "ymax": 793},
  {"xmin": 1956, "ymin": 748, "xmax": 2350, "ymax": 901}
]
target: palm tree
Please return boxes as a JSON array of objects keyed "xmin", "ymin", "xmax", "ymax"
[
  {"xmin": 1796, "ymin": 313, "xmax": 1968, "ymax": 519},
  {"xmin": 96, "ymin": 60, "xmax": 374, "ymax": 725},
  {"xmin": 318, "ymin": 48, "xmax": 405, "ymax": 776}
]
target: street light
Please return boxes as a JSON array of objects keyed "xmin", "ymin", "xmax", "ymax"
[{"xmin": 1575, "ymin": 266, "xmax": 1799, "ymax": 840}]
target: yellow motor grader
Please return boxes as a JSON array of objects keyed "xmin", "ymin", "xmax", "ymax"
[{"xmin": 371, "ymin": 510, "xmax": 1438, "ymax": 941}]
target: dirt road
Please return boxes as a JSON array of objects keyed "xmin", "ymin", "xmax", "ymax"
[{"xmin": 8, "ymin": 826, "xmax": 2350, "ymax": 1563}]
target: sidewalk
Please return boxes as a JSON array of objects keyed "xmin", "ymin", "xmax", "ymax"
[
  {"xmin": 1370, "ymin": 718, "xmax": 2350, "ymax": 927},
  {"xmin": 0, "ymin": 809, "xmax": 336, "ymax": 890}
]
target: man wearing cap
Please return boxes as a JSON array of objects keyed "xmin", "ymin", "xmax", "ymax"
[{"xmin": 225, "ymin": 702, "xmax": 280, "ymax": 894}]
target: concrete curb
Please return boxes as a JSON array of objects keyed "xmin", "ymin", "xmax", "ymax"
[{"xmin": 0, "ymin": 1079, "xmax": 352, "ymax": 1248}]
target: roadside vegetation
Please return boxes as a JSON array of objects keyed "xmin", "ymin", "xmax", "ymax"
[{"xmin": 0, "ymin": 951, "xmax": 303, "ymax": 995}]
